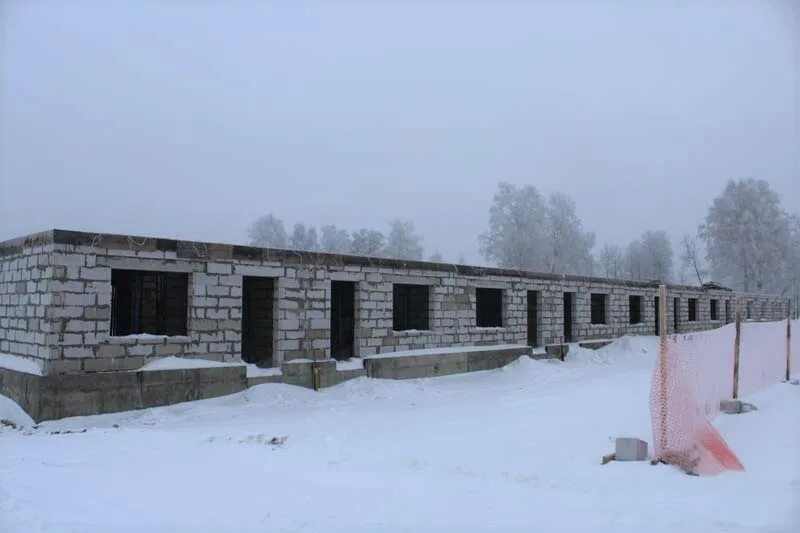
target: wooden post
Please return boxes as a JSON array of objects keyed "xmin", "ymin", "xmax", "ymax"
[
  {"xmin": 312, "ymin": 362, "xmax": 321, "ymax": 391},
  {"xmin": 733, "ymin": 298, "xmax": 741, "ymax": 399},
  {"xmin": 787, "ymin": 301, "xmax": 792, "ymax": 382},
  {"xmin": 657, "ymin": 284, "xmax": 668, "ymax": 453}
]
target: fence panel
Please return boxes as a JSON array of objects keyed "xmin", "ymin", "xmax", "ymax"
[
  {"xmin": 738, "ymin": 321, "xmax": 789, "ymax": 397},
  {"xmin": 650, "ymin": 319, "xmax": 791, "ymax": 476}
]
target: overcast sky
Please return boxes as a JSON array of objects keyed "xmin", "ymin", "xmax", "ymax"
[{"xmin": 1, "ymin": 1, "xmax": 797, "ymax": 263}]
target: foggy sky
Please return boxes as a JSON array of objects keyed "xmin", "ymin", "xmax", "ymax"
[{"xmin": 1, "ymin": 1, "xmax": 797, "ymax": 264}]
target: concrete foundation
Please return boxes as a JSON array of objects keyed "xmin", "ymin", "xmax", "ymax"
[
  {"xmin": 363, "ymin": 345, "xmax": 532, "ymax": 380},
  {"xmin": 0, "ymin": 365, "xmax": 246, "ymax": 422},
  {"xmin": 279, "ymin": 359, "xmax": 367, "ymax": 389}
]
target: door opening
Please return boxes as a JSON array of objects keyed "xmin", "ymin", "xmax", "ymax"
[
  {"xmin": 527, "ymin": 291, "xmax": 539, "ymax": 347},
  {"xmin": 654, "ymin": 296, "xmax": 660, "ymax": 336},
  {"xmin": 673, "ymin": 297, "xmax": 680, "ymax": 333},
  {"xmin": 242, "ymin": 276, "xmax": 275, "ymax": 367},
  {"xmin": 331, "ymin": 281, "xmax": 356, "ymax": 360},
  {"xmin": 563, "ymin": 292, "xmax": 574, "ymax": 343}
]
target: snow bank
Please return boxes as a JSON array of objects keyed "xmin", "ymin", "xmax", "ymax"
[
  {"xmin": 0, "ymin": 353, "xmax": 44, "ymax": 376},
  {"xmin": 566, "ymin": 335, "xmax": 657, "ymax": 366},
  {"xmin": 0, "ymin": 333, "xmax": 796, "ymax": 533},
  {"xmin": 0, "ymin": 394, "xmax": 33, "ymax": 427}
]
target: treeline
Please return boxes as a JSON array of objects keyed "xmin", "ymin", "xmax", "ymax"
[
  {"xmin": 247, "ymin": 178, "xmax": 799, "ymax": 295},
  {"xmin": 247, "ymin": 216, "xmax": 443, "ymax": 262},
  {"xmin": 479, "ymin": 179, "xmax": 799, "ymax": 295}
]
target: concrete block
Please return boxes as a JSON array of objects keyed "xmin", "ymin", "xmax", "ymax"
[
  {"xmin": 127, "ymin": 344, "xmax": 154, "ymax": 356},
  {"xmin": 207, "ymin": 285, "xmax": 230, "ymax": 296},
  {"xmin": 66, "ymin": 319, "xmax": 96, "ymax": 333},
  {"xmin": 63, "ymin": 346, "xmax": 94, "ymax": 359},
  {"xmin": 545, "ymin": 343, "xmax": 569, "ymax": 358},
  {"xmin": 615, "ymin": 438, "xmax": 648, "ymax": 461},
  {"xmin": 154, "ymin": 343, "xmax": 184, "ymax": 356},
  {"xmin": 80, "ymin": 267, "xmax": 111, "ymax": 281},
  {"xmin": 44, "ymin": 359, "xmax": 82, "ymax": 375},
  {"xmin": 719, "ymin": 399, "xmax": 757, "ymax": 414},
  {"xmin": 64, "ymin": 293, "xmax": 96, "ymax": 306},
  {"xmin": 84, "ymin": 306, "xmax": 111, "ymax": 320},
  {"xmin": 207, "ymin": 263, "xmax": 232, "ymax": 275}
]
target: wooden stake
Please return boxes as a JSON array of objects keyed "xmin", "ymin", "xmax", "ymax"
[
  {"xmin": 733, "ymin": 298, "xmax": 741, "ymax": 399},
  {"xmin": 657, "ymin": 284, "xmax": 668, "ymax": 454},
  {"xmin": 787, "ymin": 301, "xmax": 792, "ymax": 382}
]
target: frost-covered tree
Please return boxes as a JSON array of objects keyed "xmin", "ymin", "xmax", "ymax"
[
  {"xmin": 479, "ymin": 182, "xmax": 547, "ymax": 270},
  {"xmin": 319, "ymin": 225, "xmax": 352, "ymax": 253},
  {"xmin": 428, "ymin": 252, "xmax": 444, "ymax": 263},
  {"xmin": 289, "ymin": 223, "xmax": 319, "ymax": 251},
  {"xmin": 624, "ymin": 239, "xmax": 646, "ymax": 280},
  {"xmin": 699, "ymin": 179, "xmax": 794, "ymax": 293},
  {"xmin": 384, "ymin": 219, "xmax": 424, "ymax": 260},
  {"xmin": 624, "ymin": 231, "xmax": 673, "ymax": 281},
  {"xmin": 641, "ymin": 230, "xmax": 673, "ymax": 281},
  {"xmin": 480, "ymin": 183, "xmax": 594, "ymax": 274},
  {"xmin": 787, "ymin": 217, "xmax": 800, "ymax": 315},
  {"xmin": 350, "ymin": 228, "xmax": 385, "ymax": 256},
  {"xmin": 597, "ymin": 244, "xmax": 624, "ymax": 279},
  {"xmin": 248, "ymin": 214, "xmax": 288, "ymax": 248},
  {"xmin": 543, "ymin": 193, "xmax": 595, "ymax": 275}
]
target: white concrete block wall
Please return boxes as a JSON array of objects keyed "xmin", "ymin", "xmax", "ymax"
[
  {"xmin": 0, "ymin": 230, "xmax": 792, "ymax": 375},
  {"xmin": 0, "ymin": 237, "xmax": 56, "ymax": 374}
]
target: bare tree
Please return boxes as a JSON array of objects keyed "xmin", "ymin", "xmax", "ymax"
[
  {"xmin": 597, "ymin": 244, "xmax": 624, "ymax": 279},
  {"xmin": 679, "ymin": 234, "xmax": 706, "ymax": 285},
  {"xmin": 543, "ymin": 193, "xmax": 596, "ymax": 275}
]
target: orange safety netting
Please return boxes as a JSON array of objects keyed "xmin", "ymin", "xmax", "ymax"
[{"xmin": 649, "ymin": 319, "xmax": 794, "ymax": 476}]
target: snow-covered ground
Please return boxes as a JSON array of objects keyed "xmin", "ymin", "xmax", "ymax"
[{"xmin": 1, "ymin": 336, "xmax": 798, "ymax": 532}]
